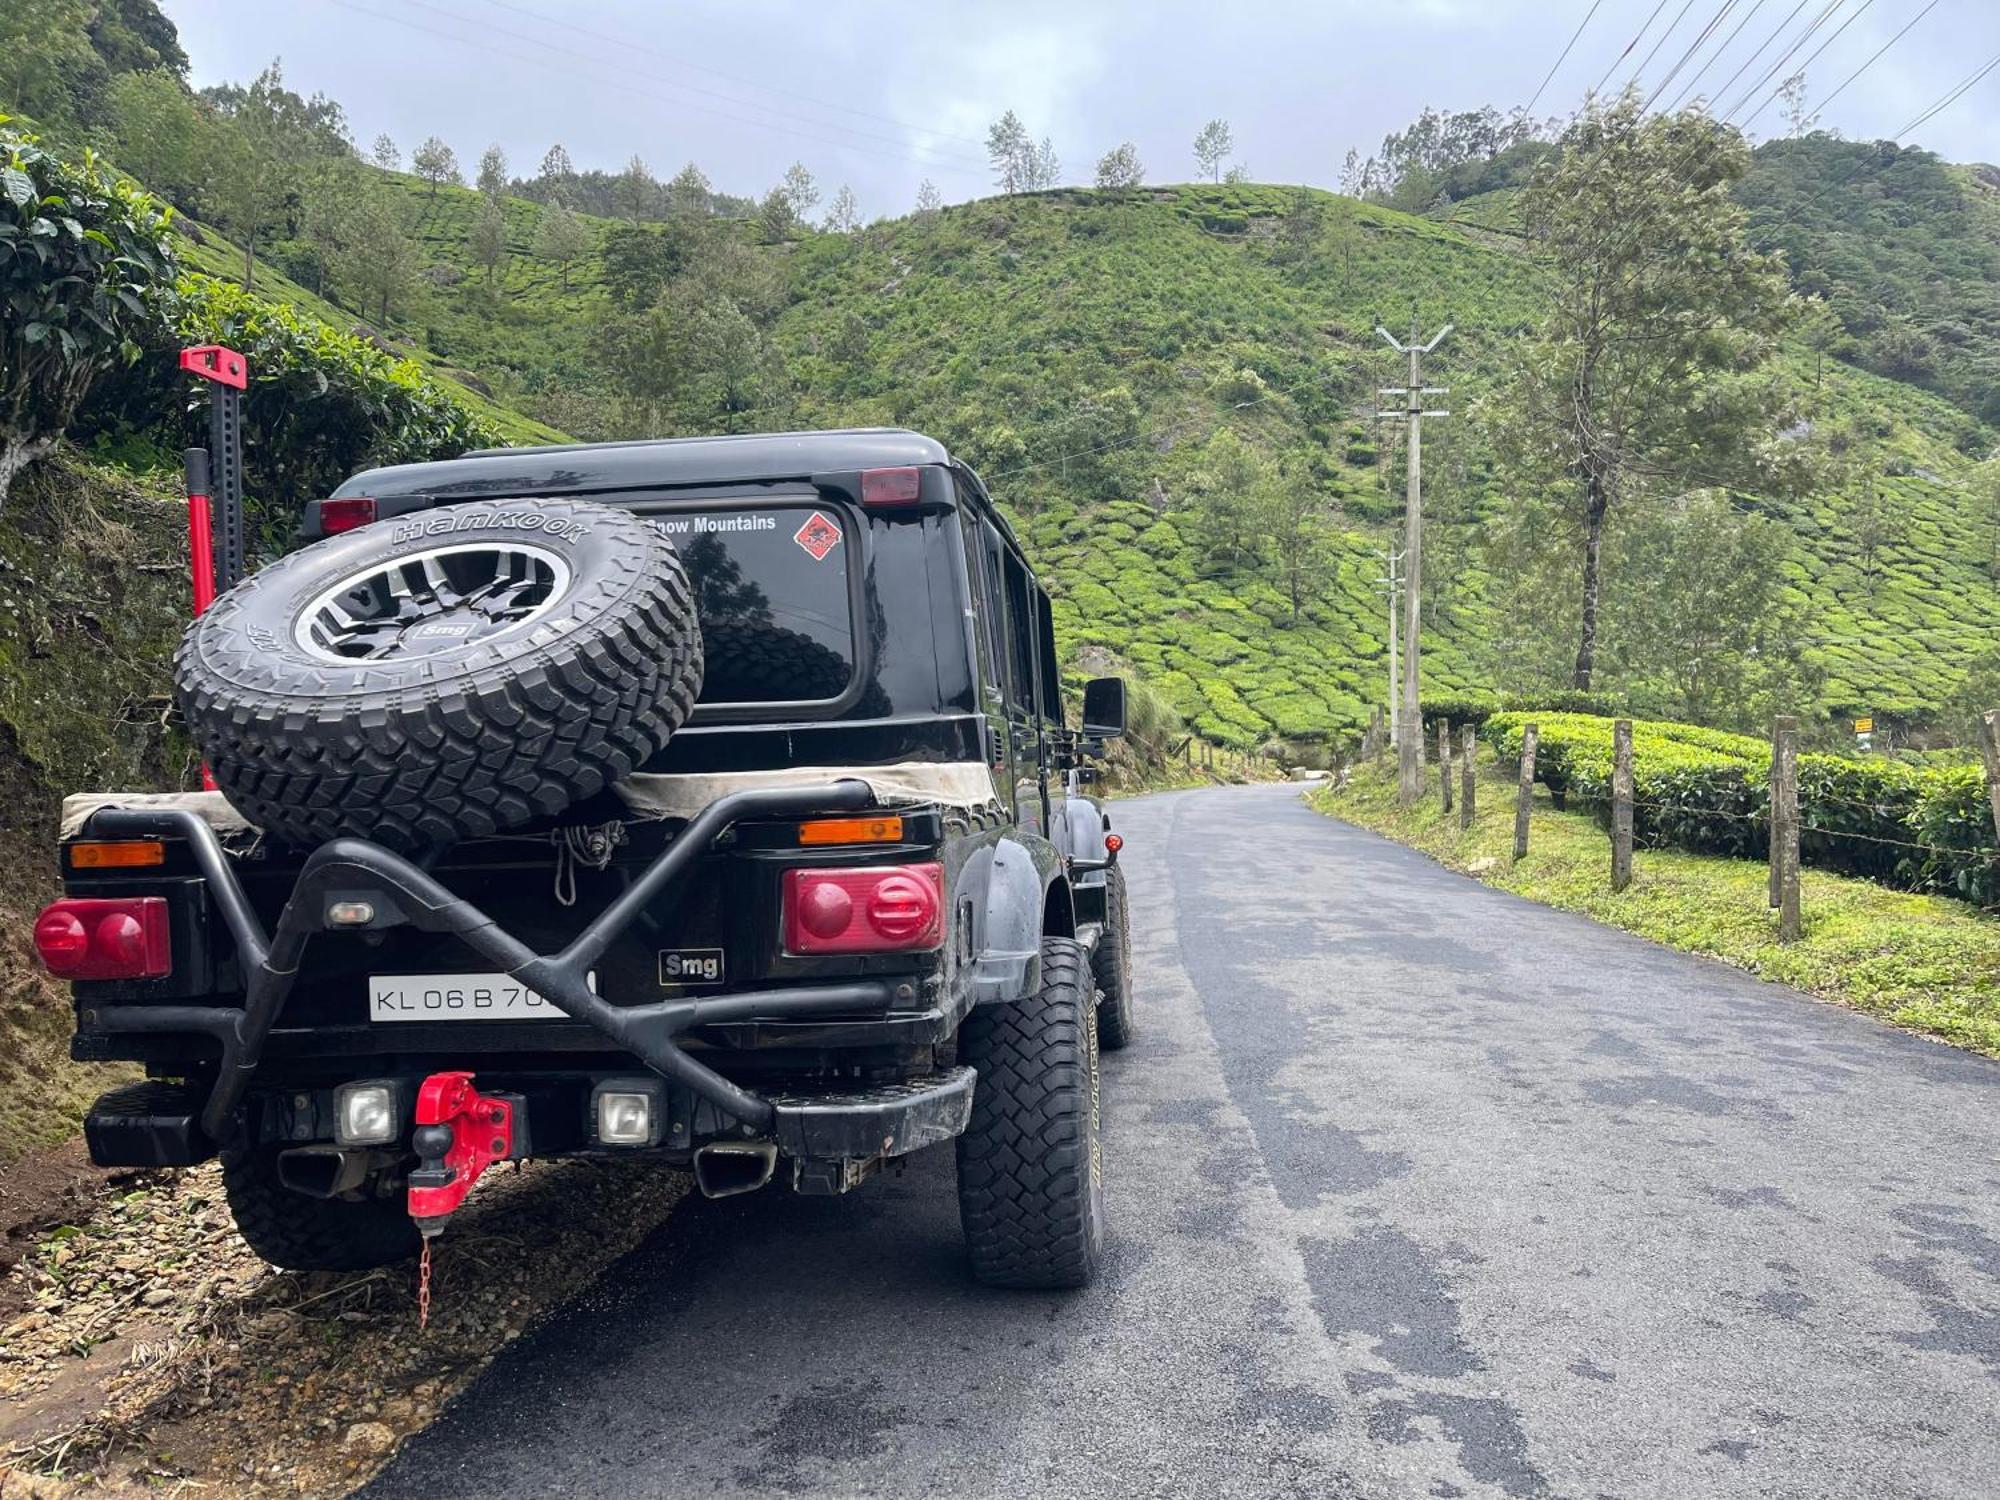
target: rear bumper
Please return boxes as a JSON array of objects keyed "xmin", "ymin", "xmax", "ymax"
[{"xmin": 77, "ymin": 779, "xmax": 952, "ymax": 1161}]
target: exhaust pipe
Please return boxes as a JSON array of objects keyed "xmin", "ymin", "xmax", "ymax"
[
  {"xmin": 692, "ymin": 1141, "xmax": 778, "ymax": 1199},
  {"xmin": 276, "ymin": 1146, "xmax": 372, "ymax": 1199}
]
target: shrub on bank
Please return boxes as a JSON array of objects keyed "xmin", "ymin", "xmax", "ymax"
[{"xmin": 1479, "ymin": 711, "xmax": 2000, "ymax": 906}]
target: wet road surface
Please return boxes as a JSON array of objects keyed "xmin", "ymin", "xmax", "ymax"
[{"xmin": 367, "ymin": 784, "xmax": 2000, "ymax": 1499}]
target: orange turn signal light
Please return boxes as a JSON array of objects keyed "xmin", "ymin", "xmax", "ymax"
[
  {"xmin": 67, "ymin": 840, "xmax": 167, "ymax": 870},
  {"xmin": 798, "ymin": 815, "xmax": 904, "ymax": 846}
]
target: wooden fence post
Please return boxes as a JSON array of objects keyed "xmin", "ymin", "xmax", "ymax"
[
  {"xmin": 1611, "ymin": 718, "xmax": 1634, "ymax": 893},
  {"xmin": 1513, "ymin": 723, "xmax": 1538, "ymax": 862},
  {"xmin": 1772, "ymin": 715, "xmax": 1801, "ymax": 942},
  {"xmin": 1438, "ymin": 720, "xmax": 1453, "ymax": 814},
  {"xmin": 1979, "ymin": 709, "xmax": 2000, "ymax": 844},
  {"xmin": 1459, "ymin": 724, "xmax": 1476, "ymax": 830}
]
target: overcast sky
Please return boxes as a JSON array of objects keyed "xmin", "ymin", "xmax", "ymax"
[{"xmin": 163, "ymin": 1, "xmax": 2000, "ymax": 219}]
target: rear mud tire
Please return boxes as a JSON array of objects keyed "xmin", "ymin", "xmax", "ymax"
[
  {"xmin": 221, "ymin": 1146, "xmax": 419, "ymax": 1273},
  {"xmin": 955, "ymin": 937, "xmax": 1104, "ymax": 1289},
  {"xmin": 1092, "ymin": 866, "xmax": 1136, "ymax": 1051},
  {"xmin": 175, "ymin": 499, "xmax": 703, "ymax": 850}
]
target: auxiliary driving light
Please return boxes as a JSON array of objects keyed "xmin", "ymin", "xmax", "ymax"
[
  {"xmin": 592, "ymin": 1078, "xmax": 665, "ymax": 1147},
  {"xmin": 334, "ymin": 1081, "xmax": 400, "ymax": 1146}
]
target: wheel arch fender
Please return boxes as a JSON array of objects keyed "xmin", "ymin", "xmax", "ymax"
[{"xmin": 959, "ymin": 834, "xmax": 1068, "ymax": 1004}]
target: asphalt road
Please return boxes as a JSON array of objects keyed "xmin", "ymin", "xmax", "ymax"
[{"xmin": 367, "ymin": 784, "xmax": 2000, "ymax": 1499}]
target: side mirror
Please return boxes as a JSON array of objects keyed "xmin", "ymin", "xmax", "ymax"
[{"xmin": 1082, "ymin": 677, "xmax": 1128, "ymax": 738}]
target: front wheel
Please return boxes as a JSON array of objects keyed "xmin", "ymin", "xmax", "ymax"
[
  {"xmin": 1092, "ymin": 866, "xmax": 1135, "ymax": 1051},
  {"xmin": 955, "ymin": 937, "xmax": 1104, "ymax": 1289}
]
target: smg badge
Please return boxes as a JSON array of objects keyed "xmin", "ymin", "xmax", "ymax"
[
  {"xmin": 659, "ymin": 947, "xmax": 725, "ymax": 986},
  {"xmin": 793, "ymin": 511, "xmax": 842, "ymax": 561}
]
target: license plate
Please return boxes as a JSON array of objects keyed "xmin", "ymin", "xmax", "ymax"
[{"xmin": 369, "ymin": 972, "xmax": 589, "ymax": 1023}]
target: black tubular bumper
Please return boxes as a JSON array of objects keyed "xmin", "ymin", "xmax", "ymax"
[{"xmin": 80, "ymin": 780, "xmax": 937, "ymax": 1149}]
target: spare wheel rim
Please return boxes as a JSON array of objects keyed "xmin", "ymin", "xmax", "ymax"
[{"xmin": 292, "ymin": 541, "xmax": 574, "ymax": 663}]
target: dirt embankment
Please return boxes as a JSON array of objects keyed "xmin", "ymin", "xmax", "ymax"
[{"xmin": 1, "ymin": 1149, "xmax": 689, "ymax": 1496}]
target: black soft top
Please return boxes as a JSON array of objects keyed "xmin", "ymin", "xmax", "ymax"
[{"xmin": 331, "ymin": 428, "xmax": 961, "ymax": 503}]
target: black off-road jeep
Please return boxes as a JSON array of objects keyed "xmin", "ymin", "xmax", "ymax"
[{"xmin": 40, "ymin": 429, "xmax": 1134, "ymax": 1289}]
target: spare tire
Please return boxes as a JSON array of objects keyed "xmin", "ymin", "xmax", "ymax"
[{"xmin": 175, "ymin": 499, "xmax": 703, "ymax": 850}]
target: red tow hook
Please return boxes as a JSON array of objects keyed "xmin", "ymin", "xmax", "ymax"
[{"xmin": 407, "ymin": 1071, "xmax": 519, "ymax": 1236}]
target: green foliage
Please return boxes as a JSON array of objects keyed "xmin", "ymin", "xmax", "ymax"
[
  {"xmin": 79, "ymin": 274, "xmax": 497, "ymax": 550},
  {"xmin": 0, "ymin": 124, "xmax": 174, "ymax": 504},
  {"xmin": 1482, "ymin": 711, "xmax": 2000, "ymax": 906}
]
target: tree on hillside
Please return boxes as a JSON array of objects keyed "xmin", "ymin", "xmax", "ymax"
[
  {"xmin": 987, "ymin": 111, "xmax": 1030, "ymax": 192},
  {"xmin": 779, "ymin": 162, "xmax": 820, "ymax": 221},
  {"xmin": 914, "ymin": 179, "xmax": 942, "ymax": 218},
  {"xmin": 665, "ymin": 161, "xmax": 712, "ymax": 216},
  {"xmin": 337, "ymin": 188, "xmax": 418, "ymax": 324},
  {"xmin": 1095, "ymin": 142, "xmax": 1144, "ymax": 189},
  {"xmin": 106, "ymin": 68, "xmax": 212, "ymax": 217},
  {"xmin": 1223, "ymin": 163, "xmax": 1250, "ymax": 185},
  {"xmin": 1778, "ymin": 73, "xmax": 1817, "ymax": 138},
  {"xmin": 412, "ymin": 136, "xmax": 461, "ymax": 196},
  {"xmin": 0, "ymin": 129, "xmax": 175, "ymax": 507},
  {"xmin": 1498, "ymin": 94, "xmax": 1801, "ymax": 690},
  {"xmin": 823, "ymin": 184, "xmax": 860, "ymax": 233},
  {"xmin": 1184, "ymin": 428, "xmax": 1274, "ymax": 566},
  {"xmin": 470, "ymin": 192, "xmax": 507, "ymax": 285},
  {"xmin": 1193, "ymin": 119, "xmax": 1233, "ymax": 183},
  {"xmin": 1026, "ymin": 136, "xmax": 1060, "ymax": 190},
  {"xmin": 476, "ymin": 142, "xmax": 508, "ymax": 197},
  {"xmin": 532, "ymin": 201, "xmax": 589, "ymax": 289},
  {"xmin": 1265, "ymin": 466, "xmax": 1339, "ymax": 622},
  {"xmin": 757, "ymin": 187, "xmax": 796, "ymax": 241},
  {"xmin": 1845, "ymin": 480, "xmax": 1909, "ymax": 594},
  {"xmin": 1, "ymin": 0, "xmax": 103, "ymax": 130},
  {"xmin": 1276, "ymin": 187, "xmax": 1325, "ymax": 263},
  {"xmin": 371, "ymin": 132, "xmax": 400, "ymax": 171},
  {"xmin": 1601, "ymin": 492, "xmax": 1822, "ymax": 728},
  {"xmin": 203, "ymin": 59, "xmax": 349, "ymax": 288},
  {"xmin": 538, "ymin": 142, "xmax": 575, "ymax": 203},
  {"xmin": 617, "ymin": 154, "xmax": 654, "ymax": 225}
]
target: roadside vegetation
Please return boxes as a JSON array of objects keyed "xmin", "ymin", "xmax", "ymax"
[{"xmin": 1314, "ymin": 756, "xmax": 2000, "ymax": 1058}]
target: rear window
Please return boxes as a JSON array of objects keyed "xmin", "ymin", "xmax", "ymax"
[{"xmin": 651, "ymin": 505, "xmax": 855, "ymax": 705}]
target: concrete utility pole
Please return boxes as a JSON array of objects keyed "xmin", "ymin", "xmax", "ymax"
[
  {"xmin": 1377, "ymin": 318, "xmax": 1450, "ymax": 806},
  {"xmin": 1377, "ymin": 545, "xmax": 1404, "ymax": 748}
]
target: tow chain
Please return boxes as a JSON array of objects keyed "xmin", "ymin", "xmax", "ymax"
[{"xmin": 417, "ymin": 1237, "xmax": 434, "ymax": 1331}]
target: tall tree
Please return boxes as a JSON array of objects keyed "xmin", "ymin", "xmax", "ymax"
[
  {"xmin": 476, "ymin": 142, "xmax": 508, "ymax": 197},
  {"xmin": 1193, "ymin": 119, "xmax": 1233, "ymax": 183},
  {"xmin": 1500, "ymin": 94, "xmax": 1800, "ymax": 689},
  {"xmin": 470, "ymin": 192, "xmax": 507, "ymax": 284},
  {"xmin": 914, "ymin": 179, "xmax": 942, "ymax": 218},
  {"xmin": 664, "ymin": 161, "xmax": 711, "ymax": 216},
  {"xmin": 1026, "ymin": 136, "xmax": 1060, "ymax": 190},
  {"xmin": 411, "ymin": 135, "xmax": 460, "ymax": 196},
  {"xmin": 1094, "ymin": 142, "xmax": 1144, "ymax": 189},
  {"xmin": 371, "ymin": 132, "xmax": 400, "ymax": 171},
  {"xmin": 616, "ymin": 154, "xmax": 654, "ymax": 224},
  {"xmin": 532, "ymin": 201, "xmax": 589, "ymax": 289},
  {"xmin": 823, "ymin": 184, "xmax": 860, "ymax": 233},
  {"xmin": 779, "ymin": 161, "xmax": 819, "ymax": 220},
  {"xmin": 538, "ymin": 141, "xmax": 575, "ymax": 203},
  {"xmin": 987, "ymin": 110, "xmax": 1030, "ymax": 192},
  {"xmin": 337, "ymin": 188, "xmax": 418, "ymax": 324}
]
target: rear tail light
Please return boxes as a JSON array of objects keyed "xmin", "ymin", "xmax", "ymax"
[
  {"xmin": 782, "ymin": 862, "xmax": 944, "ymax": 954},
  {"xmin": 33, "ymin": 898, "xmax": 172, "ymax": 980},
  {"xmin": 859, "ymin": 467, "xmax": 923, "ymax": 506},
  {"xmin": 798, "ymin": 815, "xmax": 904, "ymax": 846},
  {"xmin": 319, "ymin": 497, "xmax": 378, "ymax": 534},
  {"xmin": 67, "ymin": 839, "xmax": 166, "ymax": 869}
]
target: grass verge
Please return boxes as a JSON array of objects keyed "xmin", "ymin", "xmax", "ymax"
[{"xmin": 1313, "ymin": 757, "xmax": 2000, "ymax": 1058}]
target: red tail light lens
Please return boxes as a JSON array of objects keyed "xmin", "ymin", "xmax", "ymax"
[
  {"xmin": 34, "ymin": 898, "xmax": 172, "ymax": 980},
  {"xmin": 782, "ymin": 863, "xmax": 944, "ymax": 954},
  {"xmin": 320, "ymin": 497, "xmax": 379, "ymax": 534},
  {"xmin": 859, "ymin": 467, "xmax": 923, "ymax": 506}
]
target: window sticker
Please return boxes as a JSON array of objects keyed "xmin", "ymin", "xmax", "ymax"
[{"xmin": 792, "ymin": 510, "xmax": 842, "ymax": 561}]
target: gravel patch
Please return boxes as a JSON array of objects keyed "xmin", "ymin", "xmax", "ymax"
[{"xmin": 0, "ymin": 1155, "xmax": 689, "ymax": 1495}]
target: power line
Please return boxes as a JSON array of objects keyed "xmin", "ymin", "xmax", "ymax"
[
  {"xmin": 1721, "ymin": 0, "xmax": 1845, "ymax": 120},
  {"xmin": 1700, "ymin": 0, "xmax": 1814, "ymax": 111},
  {"xmin": 1644, "ymin": 0, "xmax": 1741, "ymax": 111},
  {"xmin": 1528, "ymin": 0, "xmax": 1609, "ymax": 113},
  {"xmin": 1816, "ymin": 0, "xmax": 1943, "ymax": 116},
  {"xmin": 1737, "ymin": 0, "xmax": 1877, "ymax": 129},
  {"xmin": 1596, "ymin": 0, "xmax": 1676, "ymax": 94},
  {"xmin": 315, "ymin": 0, "xmax": 990, "ymax": 181},
  {"xmin": 478, "ymin": 0, "xmax": 992, "ymax": 155},
  {"xmin": 1665, "ymin": 0, "xmax": 1771, "ymax": 111},
  {"xmin": 1627, "ymin": 0, "xmax": 1701, "ymax": 92},
  {"xmin": 1897, "ymin": 46, "xmax": 2000, "ymax": 136}
]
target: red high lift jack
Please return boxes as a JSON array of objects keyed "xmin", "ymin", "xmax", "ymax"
[{"xmin": 179, "ymin": 345, "xmax": 248, "ymax": 791}]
